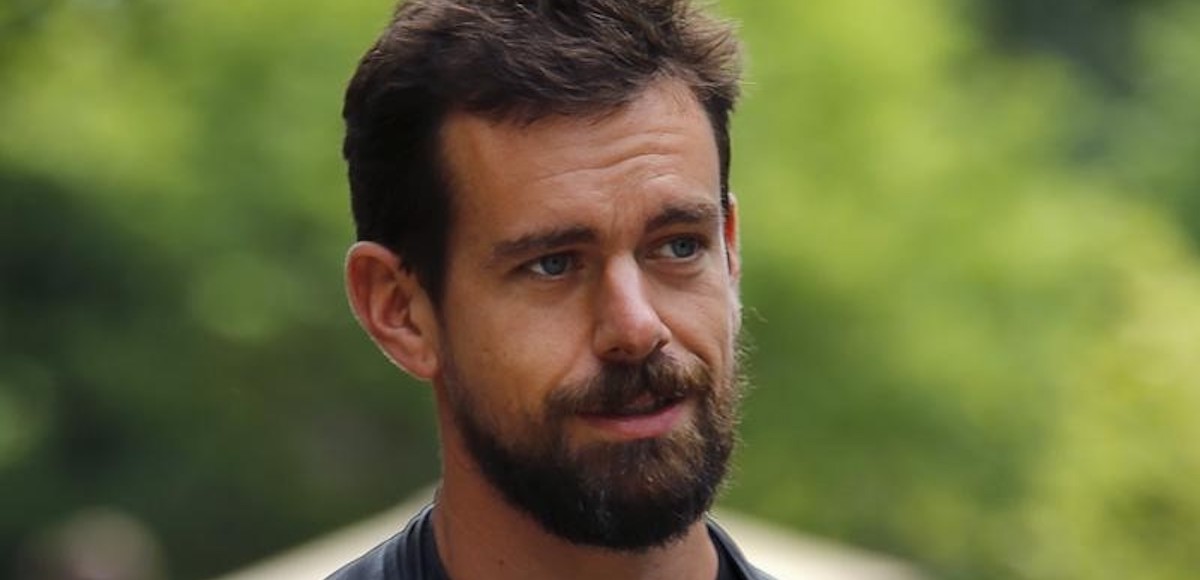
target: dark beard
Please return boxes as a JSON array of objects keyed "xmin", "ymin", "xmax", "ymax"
[{"xmin": 444, "ymin": 351, "xmax": 740, "ymax": 551}]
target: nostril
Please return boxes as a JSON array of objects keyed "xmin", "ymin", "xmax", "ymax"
[
  {"xmin": 600, "ymin": 325, "xmax": 669, "ymax": 362},
  {"xmin": 592, "ymin": 259, "xmax": 671, "ymax": 360}
]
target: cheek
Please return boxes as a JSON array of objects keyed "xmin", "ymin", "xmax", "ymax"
[
  {"xmin": 663, "ymin": 282, "xmax": 738, "ymax": 357},
  {"xmin": 443, "ymin": 293, "xmax": 587, "ymax": 420}
]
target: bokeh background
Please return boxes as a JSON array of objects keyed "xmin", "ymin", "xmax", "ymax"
[{"xmin": 2, "ymin": 0, "xmax": 1199, "ymax": 578}]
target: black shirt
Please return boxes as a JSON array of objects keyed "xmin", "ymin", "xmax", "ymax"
[{"xmin": 327, "ymin": 504, "xmax": 775, "ymax": 580}]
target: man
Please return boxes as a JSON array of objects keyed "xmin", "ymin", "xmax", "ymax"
[{"xmin": 334, "ymin": 0, "xmax": 769, "ymax": 578}]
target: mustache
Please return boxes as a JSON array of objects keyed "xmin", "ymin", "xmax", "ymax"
[{"xmin": 547, "ymin": 353, "xmax": 712, "ymax": 416}]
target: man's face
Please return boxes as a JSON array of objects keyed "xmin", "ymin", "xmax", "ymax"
[{"xmin": 434, "ymin": 80, "xmax": 743, "ymax": 550}]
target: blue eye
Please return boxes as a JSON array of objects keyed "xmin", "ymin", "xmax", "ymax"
[
  {"xmin": 666, "ymin": 237, "xmax": 700, "ymax": 258},
  {"xmin": 529, "ymin": 253, "xmax": 573, "ymax": 277}
]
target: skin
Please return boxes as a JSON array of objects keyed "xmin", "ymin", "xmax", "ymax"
[{"xmin": 346, "ymin": 78, "xmax": 742, "ymax": 580}]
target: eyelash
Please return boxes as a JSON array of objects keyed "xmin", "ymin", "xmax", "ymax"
[
  {"xmin": 519, "ymin": 235, "xmax": 709, "ymax": 279},
  {"xmin": 523, "ymin": 252, "xmax": 579, "ymax": 278},
  {"xmin": 651, "ymin": 235, "xmax": 708, "ymax": 260}
]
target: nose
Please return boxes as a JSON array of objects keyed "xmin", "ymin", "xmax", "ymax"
[{"xmin": 592, "ymin": 257, "xmax": 671, "ymax": 362}]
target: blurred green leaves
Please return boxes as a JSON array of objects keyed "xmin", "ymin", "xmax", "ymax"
[
  {"xmin": 1, "ymin": 2, "xmax": 437, "ymax": 578},
  {"xmin": 719, "ymin": 0, "xmax": 1200, "ymax": 579},
  {"xmin": 2, "ymin": 0, "xmax": 1199, "ymax": 579}
]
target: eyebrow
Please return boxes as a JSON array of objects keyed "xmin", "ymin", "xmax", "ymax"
[
  {"xmin": 644, "ymin": 201, "xmax": 721, "ymax": 233},
  {"xmin": 489, "ymin": 200, "xmax": 721, "ymax": 265},
  {"xmin": 491, "ymin": 225, "xmax": 597, "ymax": 265}
]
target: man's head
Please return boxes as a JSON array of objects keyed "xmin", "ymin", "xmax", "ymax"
[
  {"xmin": 343, "ymin": 0, "xmax": 741, "ymax": 303},
  {"xmin": 344, "ymin": 0, "xmax": 744, "ymax": 553}
]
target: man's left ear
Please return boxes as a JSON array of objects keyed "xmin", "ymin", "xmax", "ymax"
[{"xmin": 723, "ymin": 192, "xmax": 742, "ymax": 281}]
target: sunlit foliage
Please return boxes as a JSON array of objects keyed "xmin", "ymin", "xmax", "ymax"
[{"xmin": 2, "ymin": 1, "xmax": 1197, "ymax": 578}]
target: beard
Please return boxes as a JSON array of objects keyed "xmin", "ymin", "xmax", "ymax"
[{"xmin": 442, "ymin": 349, "xmax": 742, "ymax": 552}]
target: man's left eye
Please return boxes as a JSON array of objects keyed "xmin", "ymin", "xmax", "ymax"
[{"xmin": 657, "ymin": 236, "xmax": 703, "ymax": 259}]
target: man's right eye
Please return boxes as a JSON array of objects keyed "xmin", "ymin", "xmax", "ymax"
[{"xmin": 525, "ymin": 253, "xmax": 574, "ymax": 277}]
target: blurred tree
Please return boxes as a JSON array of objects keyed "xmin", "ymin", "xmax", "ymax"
[
  {"xmin": 0, "ymin": 1, "xmax": 440, "ymax": 578},
  {"xmin": 719, "ymin": 1, "xmax": 1200, "ymax": 579},
  {"xmin": 1096, "ymin": 3, "xmax": 1200, "ymax": 244},
  {"xmin": 1, "ymin": 0, "xmax": 1198, "ymax": 579},
  {"xmin": 971, "ymin": 0, "xmax": 1166, "ymax": 91}
]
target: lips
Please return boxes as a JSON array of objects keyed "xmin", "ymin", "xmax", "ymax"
[
  {"xmin": 585, "ymin": 392, "xmax": 684, "ymax": 418},
  {"xmin": 555, "ymin": 354, "xmax": 706, "ymax": 440},
  {"xmin": 578, "ymin": 395, "xmax": 690, "ymax": 440}
]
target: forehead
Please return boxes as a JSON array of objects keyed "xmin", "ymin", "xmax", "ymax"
[{"xmin": 438, "ymin": 80, "xmax": 721, "ymax": 245}]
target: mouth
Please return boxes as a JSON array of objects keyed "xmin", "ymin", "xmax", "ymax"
[
  {"xmin": 578, "ymin": 393, "xmax": 689, "ymax": 440},
  {"xmin": 602, "ymin": 392, "xmax": 683, "ymax": 416}
]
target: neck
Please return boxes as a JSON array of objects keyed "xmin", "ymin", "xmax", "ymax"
[{"xmin": 430, "ymin": 389, "xmax": 718, "ymax": 580}]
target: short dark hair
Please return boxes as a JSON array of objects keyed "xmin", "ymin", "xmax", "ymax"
[{"xmin": 342, "ymin": 0, "xmax": 742, "ymax": 304}]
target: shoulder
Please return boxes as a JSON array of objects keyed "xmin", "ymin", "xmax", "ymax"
[
  {"xmin": 325, "ymin": 504, "xmax": 440, "ymax": 580},
  {"xmin": 707, "ymin": 517, "xmax": 779, "ymax": 580}
]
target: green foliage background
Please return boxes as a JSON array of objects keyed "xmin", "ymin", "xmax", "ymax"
[{"xmin": 1, "ymin": 0, "xmax": 1198, "ymax": 578}]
